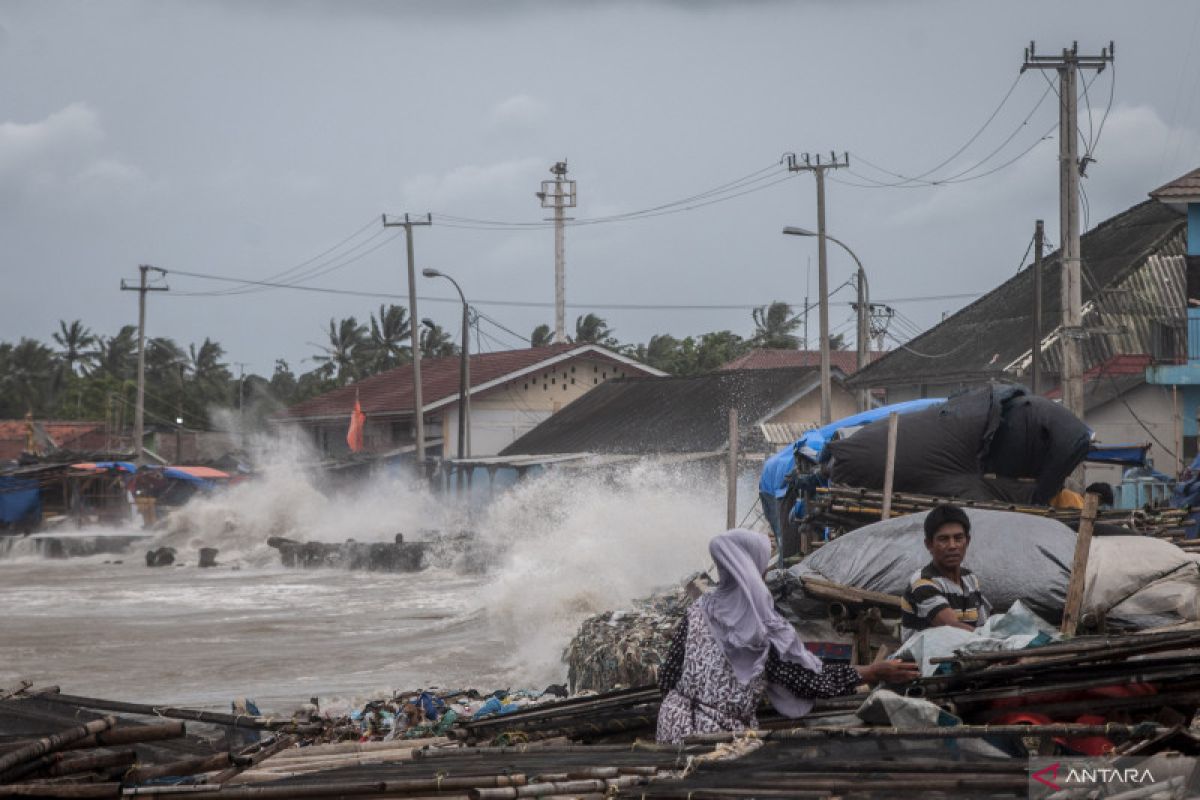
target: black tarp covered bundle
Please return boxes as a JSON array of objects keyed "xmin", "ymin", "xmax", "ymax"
[{"xmin": 826, "ymin": 384, "xmax": 1090, "ymax": 504}]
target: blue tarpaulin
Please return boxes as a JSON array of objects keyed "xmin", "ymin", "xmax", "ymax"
[
  {"xmin": 759, "ymin": 399, "xmax": 948, "ymax": 500},
  {"xmin": 1085, "ymin": 443, "xmax": 1150, "ymax": 466},
  {"xmin": 0, "ymin": 476, "xmax": 41, "ymax": 526}
]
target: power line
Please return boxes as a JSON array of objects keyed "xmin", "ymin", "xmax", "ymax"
[
  {"xmin": 432, "ymin": 162, "xmax": 785, "ymax": 229},
  {"xmin": 198, "ymin": 216, "xmax": 382, "ymax": 297}
]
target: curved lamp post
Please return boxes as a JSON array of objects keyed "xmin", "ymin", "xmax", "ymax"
[
  {"xmin": 422, "ymin": 269, "xmax": 471, "ymax": 464},
  {"xmin": 783, "ymin": 226, "xmax": 871, "ymax": 411}
]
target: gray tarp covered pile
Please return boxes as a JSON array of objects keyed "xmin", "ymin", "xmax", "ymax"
[{"xmin": 788, "ymin": 509, "xmax": 1200, "ymax": 630}]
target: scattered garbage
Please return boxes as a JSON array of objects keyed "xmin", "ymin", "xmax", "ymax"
[{"xmin": 564, "ymin": 573, "xmax": 710, "ymax": 694}]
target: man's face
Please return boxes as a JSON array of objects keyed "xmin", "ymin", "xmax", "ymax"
[{"xmin": 926, "ymin": 522, "xmax": 969, "ymax": 573}]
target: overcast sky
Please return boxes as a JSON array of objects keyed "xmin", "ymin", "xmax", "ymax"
[{"xmin": 2, "ymin": 0, "xmax": 1199, "ymax": 377}]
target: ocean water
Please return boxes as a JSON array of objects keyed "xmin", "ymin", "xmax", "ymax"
[{"xmin": 0, "ymin": 437, "xmax": 748, "ymax": 715}]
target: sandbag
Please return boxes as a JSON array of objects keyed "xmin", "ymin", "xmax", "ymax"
[{"xmin": 789, "ymin": 509, "xmax": 1200, "ymax": 630}]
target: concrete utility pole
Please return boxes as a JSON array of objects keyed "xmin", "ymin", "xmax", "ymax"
[
  {"xmin": 1022, "ymin": 41, "xmax": 1114, "ymax": 420},
  {"xmin": 120, "ymin": 265, "xmax": 168, "ymax": 464},
  {"xmin": 785, "ymin": 152, "xmax": 850, "ymax": 425},
  {"xmin": 382, "ymin": 213, "xmax": 432, "ymax": 474},
  {"xmin": 1032, "ymin": 220, "xmax": 1045, "ymax": 395},
  {"xmin": 536, "ymin": 161, "xmax": 576, "ymax": 344}
]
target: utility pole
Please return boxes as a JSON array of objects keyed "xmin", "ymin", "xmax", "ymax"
[
  {"xmin": 536, "ymin": 160, "xmax": 576, "ymax": 344},
  {"xmin": 1032, "ymin": 220, "xmax": 1045, "ymax": 395},
  {"xmin": 1022, "ymin": 41, "xmax": 1114, "ymax": 420},
  {"xmin": 382, "ymin": 213, "xmax": 432, "ymax": 475},
  {"xmin": 120, "ymin": 265, "xmax": 168, "ymax": 464},
  {"xmin": 785, "ymin": 152, "xmax": 850, "ymax": 425}
]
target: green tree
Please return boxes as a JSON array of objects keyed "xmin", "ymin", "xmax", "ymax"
[
  {"xmin": 0, "ymin": 339, "xmax": 56, "ymax": 417},
  {"xmin": 829, "ymin": 332, "xmax": 848, "ymax": 351},
  {"xmin": 366, "ymin": 304, "xmax": 412, "ymax": 373},
  {"xmin": 530, "ymin": 324, "xmax": 553, "ymax": 348},
  {"xmin": 313, "ymin": 317, "xmax": 367, "ymax": 385},
  {"xmin": 420, "ymin": 323, "xmax": 459, "ymax": 359},
  {"xmin": 573, "ymin": 313, "xmax": 618, "ymax": 347},
  {"xmin": 751, "ymin": 302, "xmax": 801, "ymax": 349},
  {"xmin": 52, "ymin": 320, "xmax": 97, "ymax": 377},
  {"xmin": 93, "ymin": 325, "xmax": 138, "ymax": 381}
]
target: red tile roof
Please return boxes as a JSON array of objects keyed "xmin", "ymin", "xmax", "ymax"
[
  {"xmin": 719, "ymin": 349, "xmax": 886, "ymax": 374},
  {"xmin": 0, "ymin": 420, "xmax": 107, "ymax": 461},
  {"xmin": 1042, "ymin": 353, "xmax": 1153, "ymax": 399},
  {"xmin": 275, "ymin": 344, "xmax": 661, "ymax": 421},
  {"xmin": 1150, "ymin": 167, "xmax": 1200, "ymax": 201}
]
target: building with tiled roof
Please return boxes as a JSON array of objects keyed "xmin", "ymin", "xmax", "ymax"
[
  {"xmin": 499, "ymin": 366, "xmax": 856, "ymax": 458},
  {"xmin": 0, "ymin": 419, "xmax": 110, "ymax": 462},
  {"xmin": 273, "ymin": 343, "xmax": 666, "ymax": 457},
  {"xmin": 719, "ymin": 348, "xmax": 885, "ymax": 374}
]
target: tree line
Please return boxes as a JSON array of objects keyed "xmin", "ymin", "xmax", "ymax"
[{"xmin": 0, "ymin": 301, "xmax": 840, "ymax": 430}]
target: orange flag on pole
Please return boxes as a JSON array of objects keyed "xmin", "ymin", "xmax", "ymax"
[{"xmin": 347, "ymin": 392, "xmax": 366, "ymax": 453}]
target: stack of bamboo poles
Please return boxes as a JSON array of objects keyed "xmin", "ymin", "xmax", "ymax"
[
  {"xmin": 456, "ymin": 687, "xmax": 663, "ymax": 745},
  {"xmin": 807, "ymin": 485, "xmax": 1191, "ymax": 538}
]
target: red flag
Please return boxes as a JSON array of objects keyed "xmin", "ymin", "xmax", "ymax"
[{"xmin": 346, "ymin": 397, "xmax": 366, "ymax": 453}]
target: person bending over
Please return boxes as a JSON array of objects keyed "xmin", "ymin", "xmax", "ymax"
[
  {"xmin": 656, "ymin": 529, "xmax": 919, "ymax": 744},
  {"xmin": 900, "ymin": 504, "xmax": 992, "ymax": 642}
]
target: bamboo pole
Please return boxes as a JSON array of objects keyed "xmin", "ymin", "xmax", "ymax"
[
  {"xmin": 0, "ymin": 785, "xmax": 121, "ymax": 798},
  {"xmin": 1061, "ymin": 492, "xmax": 1100, "ymax": 636},
  {"xmin": 684, "ymin": 722, "xmax": 1163, "ymax": 744},
  {"xmin": 211, "ymin": 735, "xmax": 296, "ymax": 785},
  {"xmin": 60, "ymin": 721, "xmax": 185, "ymax": 751},
  {"xmin": 124, "ymin": 752, "xmax": 232, "ymax": 784},
  {"xmin": 35, "ymin": 694, "xmax": 314, "ymax": 732},
  {"xmin": 880, "ymin": 412, "xmax": 899, "ymax": 520},
  {"xmin": 0, "ymin": 716, "xmax": 116, "ymax": 777},
  {"xmin": 0, "ymin": 749, "xmax": 136, "ymax": 783}
]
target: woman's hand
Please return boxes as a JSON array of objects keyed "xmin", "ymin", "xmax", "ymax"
[{"xmin": 856, "ymin": 659, "xmax": 921, "ymax": 685}]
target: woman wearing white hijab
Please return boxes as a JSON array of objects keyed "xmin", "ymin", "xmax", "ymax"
[{"xmin": 656, "ymin": 529, "xmax": 918, "ymax": 744}]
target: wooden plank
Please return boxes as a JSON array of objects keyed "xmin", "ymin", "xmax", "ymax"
[
  {"xmin": 799, "ymin": 576, "xmax": 902, "ymax": 610},
  {"xmin": 1061, "ymin": 492, "xmax": 1100, "ymax": 637},
  {"xmin": 880, "ymin": 412, "xmax": 899, "ymax": 520}
]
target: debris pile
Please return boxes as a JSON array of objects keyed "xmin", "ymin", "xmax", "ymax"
[{"xmin": 563, "ymin": 574, "xmax": 710, "ymax": 694}]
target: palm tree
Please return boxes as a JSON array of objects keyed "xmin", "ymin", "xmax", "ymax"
[
  {"xmin": 52, "ymin": 320, "xmax": 97, "ymax": 376},
  {"xmin": 93, "ymin": 325, "xmax": 138, "ymax": 381},
  {"xmin": 420, "ymin": 324, "xmax": 458, "ymax": 359},
  {"xmin": 751, "ymin": 302, "xmax": 801, "ymax": 349},
  {"xmin": 0, "ymin": 338, "xmax": 56, "ymax": 417},
  {"xmin": 573, "ymin": 313, "xmax": 616, "ymax": 346},
  {"xmin": 313, "ymin": 317, "xmax": 367, "ymax": 385},
  {"xmin": 366, "ymin": 304, "xmax": 412, "ymax": 372},
  {"xmin": 530, "ymin": 324, "xmax": 553, "ymax": 348}
]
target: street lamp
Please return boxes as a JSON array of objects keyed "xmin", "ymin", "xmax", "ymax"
[
  {"xmin": 783, "ymin": 226, "xmax": 871, "ymax": 412},
  {"xmin": 422, "ymin": 269, "xmax": 471, "ymax": 465}
]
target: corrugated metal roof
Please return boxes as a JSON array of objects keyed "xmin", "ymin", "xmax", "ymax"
[
  {"xmin": 499, "ymin": 367, "xmax": 831, "ymax": 456},
  {"xmin": 1150, "ymin": 167, "xmax": 1200, "ymax": 201},
  {"xmin": 719, "ymin": 349, "xmax": 885, "ymax": 374},
  {"xmin": 274, "ymin": 344, "xmax": 663, "ymax": 422},
  {"xmin": 848, "ymin": 199, "xmax": 1187, "ymax": 389}
]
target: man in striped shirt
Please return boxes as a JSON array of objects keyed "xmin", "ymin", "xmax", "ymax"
[{"xmin": 900, "ymin": 504, "xmax": 992, "ymax": 642}]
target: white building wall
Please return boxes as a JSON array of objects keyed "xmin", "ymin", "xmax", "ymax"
[{"xmin": 1084, "ymin": 382, "xmax": 1181, "ymax": 485}]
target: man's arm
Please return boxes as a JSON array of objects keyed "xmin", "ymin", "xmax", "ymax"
[{"xmin": 930, "ymin": 606, "xmax": 976, "ymax": 632}]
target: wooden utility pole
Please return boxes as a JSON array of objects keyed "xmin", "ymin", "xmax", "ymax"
[
  {"xmin": 382, "ymin": 213, "xmax": 432, "ymax": 474},
  {"xmin": 786, "ymin": 152, "xmax": 850, "ymax": 425},
  {"xmin": 726, "ymin": 407, "xmax": 739, "ymax": 530},
  {"xmin": 1022, "ymin": 42, "xmax": 1114, "ymax": 420},
  {"xmin": 537, "ymin": 161, "xmax": 576, "ymax": 344},
  {"xmin": 120, "ymin": 265, "xmax": 168, "ymax": 464},
  {"xmin": 1032, "ymin": 220, "xmax": 1045, "ymax": 394}
]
